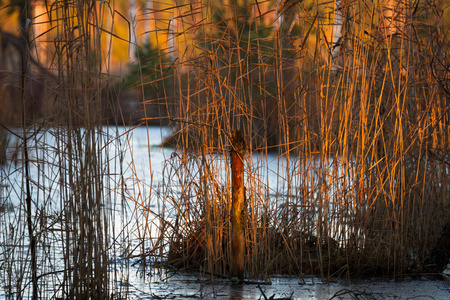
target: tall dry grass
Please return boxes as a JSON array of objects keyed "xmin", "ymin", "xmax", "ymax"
[
  {"xmin": 133, "ymin": 0, "xmax": 450, "ymax": 280},
  {"xmin": 0, "ymin": 0, "xmax": 134, "ymax": 298},
  {"xmin": 0, "ymin": 2, "xmax": 448, "ymax": 299}
]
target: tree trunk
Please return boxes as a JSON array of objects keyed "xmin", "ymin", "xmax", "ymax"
[{"xmin": 230, "ymin": 130, "xmax": 246, "ymax": 280}]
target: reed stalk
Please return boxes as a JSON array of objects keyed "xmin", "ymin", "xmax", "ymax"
[{"xmin": 20, "ymin": 1, "xmax": 38, "ymax": 298}]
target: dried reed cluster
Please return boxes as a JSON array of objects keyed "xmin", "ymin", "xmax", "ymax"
[
  {"xmin": 0, "ymin": 0, "xmax": 128, "ymax": 298},
  {"xmin": 0, "ymin": 1, "xmax": 448, "ymax": 299},
  {"xmin": 142, "ymin": 0, "xmax": 450, "ymax": 280}
]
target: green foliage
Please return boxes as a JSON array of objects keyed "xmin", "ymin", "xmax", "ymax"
[{"xmin": 125, "ymin": 41, "xmax": 174, "ymax": 99}]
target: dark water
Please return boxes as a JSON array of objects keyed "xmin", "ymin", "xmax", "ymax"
[{"xmin": 114, "ymin": 270, "xmax": 450, "ymax": 299}]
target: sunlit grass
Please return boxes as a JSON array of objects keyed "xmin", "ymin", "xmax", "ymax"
[
  {"xmin": 0, "ymin": 1, "xmax": 449, "ymax": 299},
  {"xmin": 137, "ymin": 0, "xmax": 450, "ymax": 280}
]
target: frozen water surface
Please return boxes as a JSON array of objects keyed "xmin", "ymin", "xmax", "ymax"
[
  {"xmin": 1, "ymin": 126, "xmax": 449, "ymax": 299},
  {"xmin": 112, "ymin": 271, "xmax": 450, "ymax": 299}
]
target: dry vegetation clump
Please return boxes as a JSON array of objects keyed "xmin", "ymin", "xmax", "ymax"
[
  {"xmin": 0, "ymin": 0, "xmax": 131, "ymax": 298},
  {"xmin": 141, "ymin": 0, "xmax": 450, "ymax": 280}
]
